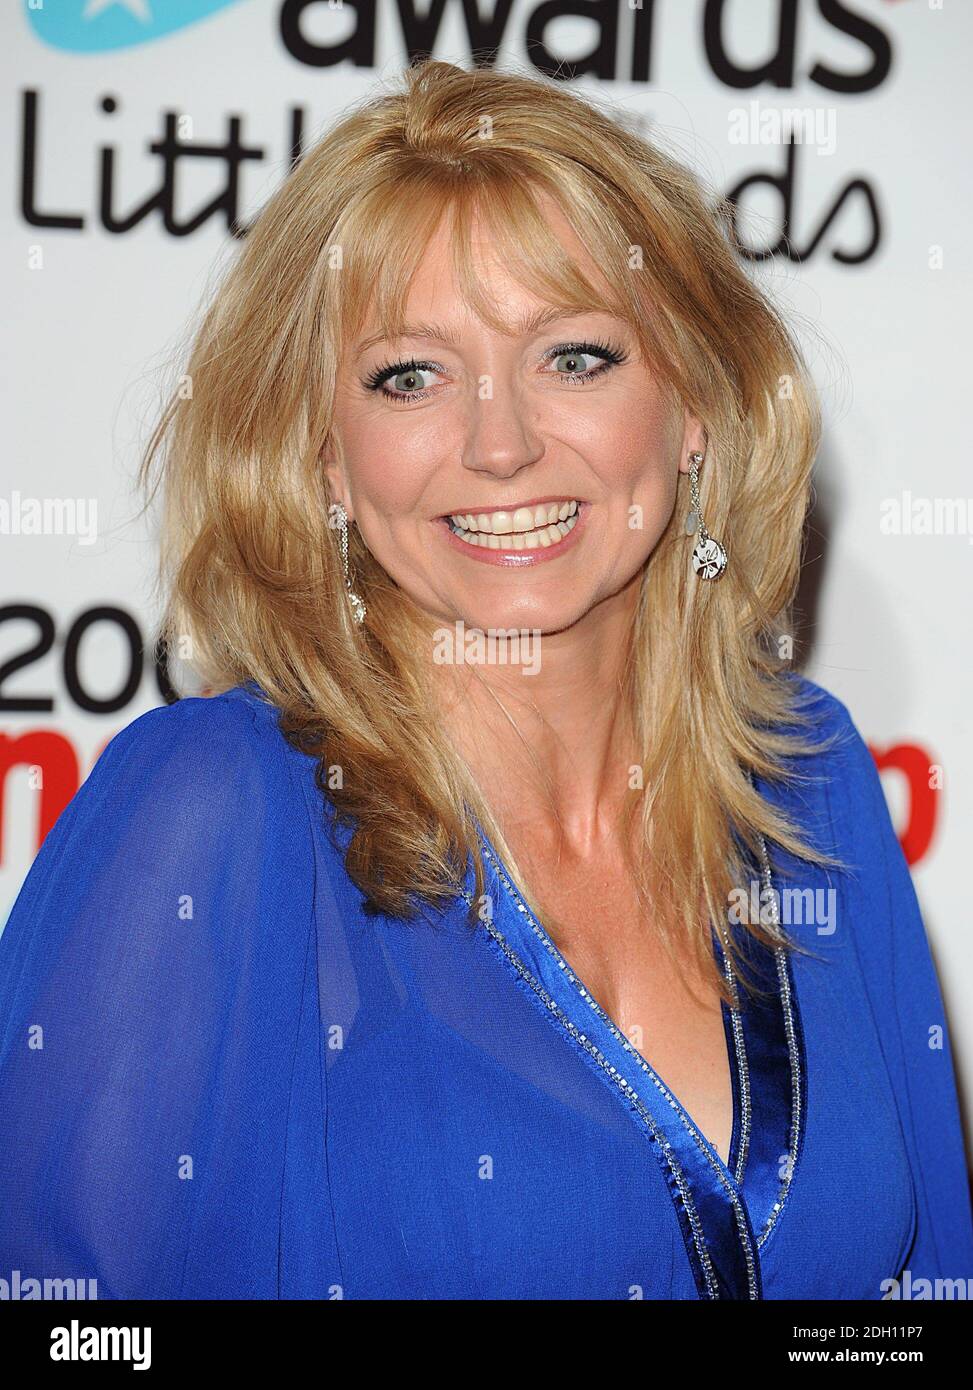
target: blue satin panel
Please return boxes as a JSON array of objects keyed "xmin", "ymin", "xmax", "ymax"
[{"xmin": 0, "ymin": 675, "xmax": 970, "ymax": 1299}]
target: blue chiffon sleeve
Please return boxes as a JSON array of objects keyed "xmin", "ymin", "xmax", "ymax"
[
  {"xmin": 833, "ymin": 702, "xmax": 973, "ymax": 1291},
  {"xmin": 0, "ymin": 691, "xmax": 315, "ymax": 1299}
]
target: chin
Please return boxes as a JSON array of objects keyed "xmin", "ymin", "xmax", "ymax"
[{"xmin": 453, "ymin": 597, "xmax": 591, "ymax": 638}]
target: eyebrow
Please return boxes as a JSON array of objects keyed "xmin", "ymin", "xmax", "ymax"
[{"xmin": 354, "ymin": 306, "xmax": 608, "ymax": 356}]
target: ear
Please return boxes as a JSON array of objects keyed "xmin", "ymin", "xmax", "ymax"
[
  {"xmin": 677, "ymin": 408, "xmax": 708, "ymax": 475},
  {"xmin": 320, "ymin": 436, "xmax": 354, "ymax": 520}
]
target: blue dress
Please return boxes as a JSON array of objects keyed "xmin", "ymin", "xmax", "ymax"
[{"xmin": 0, "ymin": 676, "xmax": 970, "ymax": 1300}]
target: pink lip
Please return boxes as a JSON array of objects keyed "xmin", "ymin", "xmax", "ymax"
[{"xmin": 433, "ymin": 502, "xmax": 589, "ymax": 567}]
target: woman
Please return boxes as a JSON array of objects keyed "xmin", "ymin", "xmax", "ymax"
[{"xmin": 0, "ymin": 59, "xmax": 970, "ymax": 1302}]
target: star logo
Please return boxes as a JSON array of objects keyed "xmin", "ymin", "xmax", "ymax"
[
  {"xmin": 25, "ymin": 0, "xmax": 244, "ymax": 52},
  {"xmin": 83, "ymin": 0, "xmax": 152, "ymax": 20}
]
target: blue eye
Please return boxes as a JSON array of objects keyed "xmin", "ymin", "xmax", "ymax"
[
  {"xmin": 551, "ymin": 350, "xmax": 598, "ymax": 374},
  {"xmin": 362, "ymin": 338, "xmax": 627, "ymax": 405},
  {"xmin": 544, "ymin": 341, "xmax": 627, "ymax": 381},
  {"xmin": 390, "ymin": 366, "xmax": 434, "ymax": 393},
  {"xmin": 364, "ymin": 358, "xmax": 442, "ymax": 404}
]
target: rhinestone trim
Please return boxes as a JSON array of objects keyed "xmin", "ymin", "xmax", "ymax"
[
  {"xmin": 464, "ymin": 846, "xmax": 763, "ymax": 1300},
  {"xmin": 466, "ymin": 899, "xmax": 723, "ymax": 1299},
  {"xmin": 716, "ymin": 933, "xmax": 752, "ymax": 1185},
  {"xmin": 462, "ymin": 797, "xmax": 805, "ymax": 1297},
  {"xmin": 753, "ymin": 827, "xmax": 803, "ymax": 1247},
  {"xmin": 464, "ymin": 800, "xmax": 806, "ymax": 1295}
]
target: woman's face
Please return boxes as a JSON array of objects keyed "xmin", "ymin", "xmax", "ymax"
[{"xmin": 324, "ymin": 195, "xmax": 703, "ymax": 635}]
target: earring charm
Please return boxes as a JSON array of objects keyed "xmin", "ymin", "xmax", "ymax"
[
  {"xmin": 335, "ymin": 502, "xmax": 366, "ymax": 625},
  {"xmin": 686, "ymin": 451, "xmax": 727, "ymax": 581}
]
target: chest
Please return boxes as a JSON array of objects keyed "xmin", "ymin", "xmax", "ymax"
[
  {"xmin": 306, "ymin": 853, "xmax": 917, "ymax": 1300},
  {"xmin": 283, "ymin": 788, "xmax": 924, "ymax": 1300},
  {"xmin": 503, "ymin": 843, "xmax": 735, "ymax": 1165}
]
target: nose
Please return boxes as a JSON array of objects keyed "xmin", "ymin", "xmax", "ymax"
[{"xmin": 460, "ymin": 375, "xmax": 545, "ymax": 481}]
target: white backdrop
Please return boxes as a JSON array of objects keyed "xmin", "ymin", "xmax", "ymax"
[{"xmin": 2, "ymin": 0, "xmax": 970, "ymax": 1157}]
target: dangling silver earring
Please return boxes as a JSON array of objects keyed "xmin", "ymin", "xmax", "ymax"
[
  {"xmin": 686, "ymin": 451, "xmax": 728, "ymax": 581},
  {"xmin": 335, "ymin": 502, "xmax": 366, "ymax": 625}
]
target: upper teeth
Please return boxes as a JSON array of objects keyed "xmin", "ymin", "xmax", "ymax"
[{"xmin": 449, "ymin": 501, "xmax": 579, "ymax": 534}]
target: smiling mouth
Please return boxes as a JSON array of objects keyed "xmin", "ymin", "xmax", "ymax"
[{"xmin": 443, "ymin": 500, "xmax": 581, "ymax": 551}]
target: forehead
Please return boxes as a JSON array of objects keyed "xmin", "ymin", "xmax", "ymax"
[{"xmin": 350, "ymin": 192, "xmax": 623, "ymax": 349}]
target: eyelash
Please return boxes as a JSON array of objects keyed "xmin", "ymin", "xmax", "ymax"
[{"xmin": 363, "ymin": 339, "xmax": 629, "ymax": 405}]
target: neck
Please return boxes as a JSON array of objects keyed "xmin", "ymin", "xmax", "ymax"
[{"xmin": 424, "ymin": 574, "xmax": 641, "ymax": 856}]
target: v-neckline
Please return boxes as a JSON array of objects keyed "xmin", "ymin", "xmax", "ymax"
[{"xmin": 463, "ymin": 805, "xmax": 807, "ymax": 1301}]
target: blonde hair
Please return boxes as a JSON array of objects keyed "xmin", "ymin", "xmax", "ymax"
[{"xmin": 141, "ymin": 57, "xmax": 845, "ymax": 1004}]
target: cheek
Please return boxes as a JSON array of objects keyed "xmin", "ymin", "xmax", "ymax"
[
  {"xmin": 587, "ymin": 397, "xmax": 681, "ymax": 544},
  {"xmin": 340, "ymin": 410, "xmax": 442, "ymax": 519},
  {"xmin": 586, "ymin": 398, "xmax": 679, "ymax": 500},
  {"xmin": 554, "ymin": 374, "xmax": 675, "ymax": 470}
]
